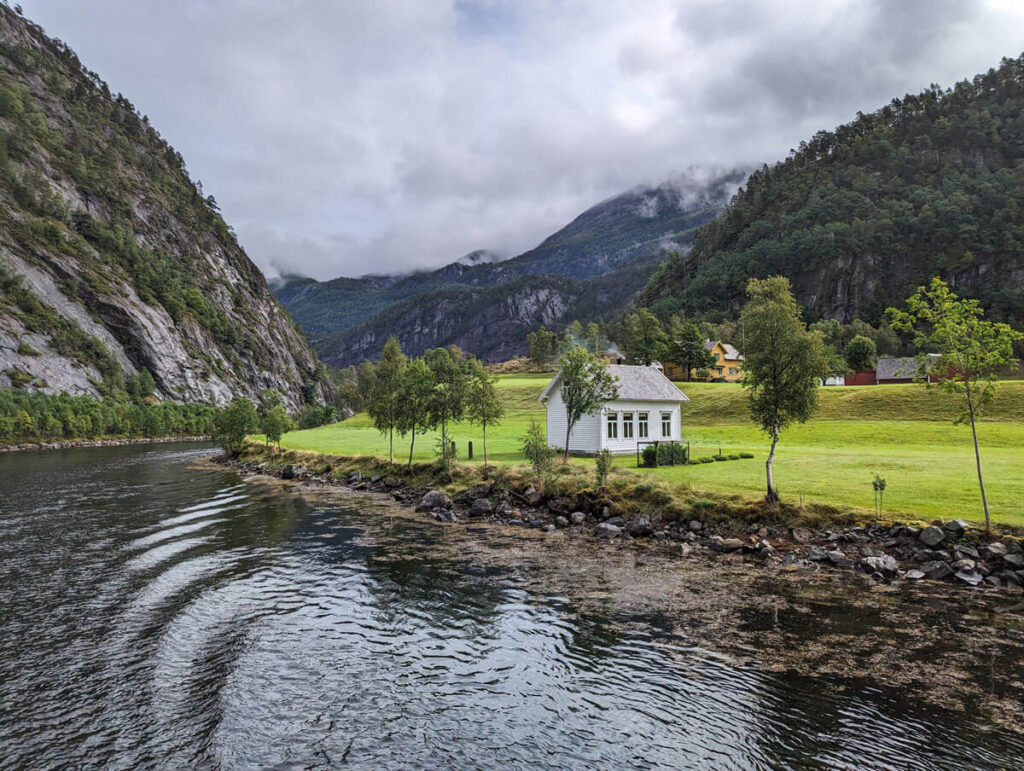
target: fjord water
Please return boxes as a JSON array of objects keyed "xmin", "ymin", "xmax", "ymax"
[{"xmin": 2, "ymin": 445, "xmax": 1022, "ymax": 769}]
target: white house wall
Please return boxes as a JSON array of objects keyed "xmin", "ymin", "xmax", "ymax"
[
  {"xmin": 601, "ymin": 400, "xmax": 682, "ymax": 455},
  {"xmin": 544, "ymin": 388, "xmax": 602, "ymax": 453}
]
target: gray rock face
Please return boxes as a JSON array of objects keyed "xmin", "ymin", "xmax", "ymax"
[
  {"xmin": 629, "ymin": 517, "xmax": 654, "ymax": 537},
  {"xmin": 955, "ymin": 569, "xmax": 983, "ymax": 586},
  {"xmin": 417, "ymin": 490, "xmax": 451, "ymax": 512},
  {"xmin": 943, "ymin": 519, "xmax": 969, "ymax": 534},
  {"xmin": 570, "ymin": 511, "xmax": 586, "ymax": 525},
  {"xmin": 281, "ymin": 464, "xmax": 306, "ymax": 480},
  {"xmin": 920, "ymin": 560, "xmax": 953, "ymax": 580},
  {"xmin": 0, "ymin": 13, "xmax": 328, "ymax": 409},
  {"xmin": 719, "ymin": 538, "xmax": 744, "ymax": 553},
  {"xmin": 1003, "ymin": 553, "xmax": 1024, "ymax": 569},
  {"xmin": 862, "ymin": 555, "xmax": 899, "ymax": 576},
  {"xmin": 554, "ymin": 516, "xmax": 569, "ymax": 528},
  {"xmin": 792, "ymin": 527, "xmax": 813, "ymax": 544},
  {"xmin": 919, "ymin": 526, "xmax": 946, "ymax": 547},
  {"xmin": 905, "ymin": 569, "xmax": 926, "ymax": 580},
  {"xmin": 468, "ymin": 498, "xmax": 494, "ymax": 518},
  {"xmin": 595, "ymin": 522, "xmax": 621, "ymax": 539}
]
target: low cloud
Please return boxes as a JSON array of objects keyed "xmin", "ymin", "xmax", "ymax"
[{"xmin": 21, "ymin": 0, "xmax": 1024, "ymax": 279}]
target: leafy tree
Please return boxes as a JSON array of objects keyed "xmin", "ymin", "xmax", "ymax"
[
  {"xmin": 557, "ymin": 347, "xmax": 618, "ymax": 463},
  {"xmin": 666, "ymin": 319, "xmax": 714, "ymax": 381},
  {"xmin": 585, "ymin": 322, "xmax": 602, "ymax": 353},
  {"xmin": 261, "ymin": 404, "xmax": 291, "ymax": 451},
  {"xmin": 624, "ymin": 308, "xmax": 668, "ymax": 365},
  {"xmin": 257, "ymin": 388, "xmax": 283, "ymax": 417},
  {"xmin": 214, "ymin": 397, "xmax": 257, "ymax": 457},
  {"xmin": 396, "ymin": 357, "xmax": 434, "ymax": 468},
  {"xmin": 367, "ymin": 337, "xmax": 407, "ymax": 463},
  {"xmin": 822, "ymin": 345, "xmax": 850, "ymax": 381},
  {"xmin": 126, "ymin": 368, "xmax": 156, "ymax": 404},
  {"xmin": 527, "ymin": 327, "xmax": 559, "ymax": 365},
  {"xmin": 888, "ymin": 277, "xmax": 1023, "ymax": 533},
  {"xmin": 844, "ymin": 335, "xmax": 877, "ymax": 371},
  {"xmin": 740, "ymin": 277, "xmax": 829, "ymax": 503},
  {"xmin": 465, "ymin": 358, "xmax": 504, "ymax": 467},
  {"xmin": 424, "ymin": 346, "xmax": 468, "ymax": 477},
  {"xmin": 520, "ymin": 419, "xmax": 554, "ymax": 480}
]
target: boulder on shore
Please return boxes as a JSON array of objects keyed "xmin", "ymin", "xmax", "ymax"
[
  {"xmin": 417, "ymin": 490, "xmax": 452, "ymax": 512},
  {"xmin": 919, "ymin": 526, "xmax": 946, "ymax": 548},
  {"xmin": 468, "ymin": 498, "xmax": 493, "ymax": 518}
]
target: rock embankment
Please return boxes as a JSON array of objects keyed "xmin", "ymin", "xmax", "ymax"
[
  {"xmin": 1, "ymin": 436, "xmax": 210, "ymax": 452},
  {"xmin": 224, "ymin": 458, "xmax": 1024, "ymax": 594}
]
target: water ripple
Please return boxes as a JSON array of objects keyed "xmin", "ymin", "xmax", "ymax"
[{"xmin": 2, "ymin": 444, "xmax": 1023, "ymax": 770}]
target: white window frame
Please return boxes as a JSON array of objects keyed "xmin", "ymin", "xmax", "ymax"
[
  {"xmin": 638, "ymin": 412, "xmax": 649, "ymax": 438},
  {"xmin": 622, "ymin": 412, "xmax": 634, "ymax": 439},
  {"xmin": 606, "ymin": 411, "xmax": 618, "ymax": 439},
  {"xmin": 661, "ymin": 412, "xmax": 672, "ymax": 438}
]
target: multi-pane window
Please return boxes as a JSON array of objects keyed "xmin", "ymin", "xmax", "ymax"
[
  {"xmin": 638, "ymin": 412, "xmax": 649, "ymax": 438},
  {"xmin": 661, "ymin": 411, "xmax": 672, "ymax": 437},
  {"xmin": 606, "ymin": 412, "xmax": 618, "ymax": 439},
  {"xmin": 622, "ymin": 412, "xmax": 634, "ymax": 439},
  {"xmin": 729, "ymin": 367, "xmax": 739, "ymax": 376}
]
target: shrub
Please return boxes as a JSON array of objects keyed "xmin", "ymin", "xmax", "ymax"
[
  {"xmin": 728, "ymin": 454, "xmax": 740, "ymax": 460},
  {"xmin": 639, "ymin": 442, "xmax": 688, "ymax": 467},
  {"xmin": 739, "ymin": 452, "xmax": 754, "ymax": 459},
  {"xmin": 699, "ymin": 457, "xmax": 714, "ymax": 463},
  {"xmin": 595, "ymin": 448, "xmax": 612, "ymax": 489},
  {"xmin": 520, "ymin": 420, "xmax": 554, "ymax": 479},
  {"xmin": 712, "ymin": 455, "xmax": 727, "ymax": 461}
]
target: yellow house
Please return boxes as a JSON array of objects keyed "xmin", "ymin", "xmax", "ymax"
[{"xmin": 663, "ymin": 340, "xmax": 744, "ymax": 382}]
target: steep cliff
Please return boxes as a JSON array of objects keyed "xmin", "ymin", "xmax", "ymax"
[
  {"xmin": 0, "ymin": 7, "xmax": 328, "ymax": 408},
  {"xmin": 639, "ymin": 56, "xmax": 1024, "ymax": 326}
]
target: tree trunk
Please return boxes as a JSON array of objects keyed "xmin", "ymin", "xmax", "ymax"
[
  {"xmin": 408, "ymin": 420, "xmax": 417, "ymax": 468},
  {"xmin": 482, "ymin": 423, "xmax": 488, "ymax": 467},
  {"xmin": 765, "ymin": 424, "xmax": 779, "ymax": 505},
  {"xmin": 388, "ymin": 426, "xmax": 393, "ymax": 464},
  {"xmin": 564, "ymin": 419, "xmax": 572, "ymax": 463},
  {"xmin": 967, "ymin": 397, "xmax": 991, "ymax": 535}
]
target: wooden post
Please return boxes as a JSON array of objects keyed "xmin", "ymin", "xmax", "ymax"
[
  {"xmin": 451, "ymin": 440, "xmax": 456, "ymax": 459},
  {"xmin": 468, "ymin": 441, "xmax": 473, "ymax": 460}
]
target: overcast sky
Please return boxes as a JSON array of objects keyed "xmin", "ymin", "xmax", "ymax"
[{"xmin": 20, "ymin": 0, "xmax": 1024, "ymax": 279}]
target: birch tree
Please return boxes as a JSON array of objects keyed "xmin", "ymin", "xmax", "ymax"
[
  {"xmin": 740, "ymin": 277, "xmax": 828, "ymax": 504},
  {"xmin": 888, "ymin": 277, "xmax": 1022, "ymax": 534}
]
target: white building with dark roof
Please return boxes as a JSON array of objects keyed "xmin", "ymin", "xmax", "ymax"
[{"xmin": 538, "ymin": 364, "xmax": 689, "ymax": 455}]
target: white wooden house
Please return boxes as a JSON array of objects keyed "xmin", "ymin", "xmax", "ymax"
[{"xmin": 539, "ymin": 364, "xmax": 689, "ymax": 455}]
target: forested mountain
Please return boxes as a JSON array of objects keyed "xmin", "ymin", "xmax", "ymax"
[
  {"xmin": 0, "ymin": 7, "xmax": 329, "ymax": 409},
  {"xmin": 639, "ymin": 56, "xmax": 1024, "ymax": 327},
  {"xmin": 277, "ymin": 170, "xmax": 746, "ymax": 364}
]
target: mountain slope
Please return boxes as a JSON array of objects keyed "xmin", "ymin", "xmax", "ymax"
[
  {"xmin": 316, "ymin": 252, "xmax": 665, "ymax": 366},
  {"xmin": 277, "ymin": 169, "xmax": 746, "ymax": 364},
  {"xmin": 639, "ymin": 56, "xmax": 1024, "ymax": 325},
  {"xmin": 0, "ymin": 7, "xmax": 328, "ymax": 408}
]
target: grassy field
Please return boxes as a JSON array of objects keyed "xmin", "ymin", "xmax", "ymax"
[{"xmin": 273, "ymin": 376, "xmax": 1024, "ymax": 526}]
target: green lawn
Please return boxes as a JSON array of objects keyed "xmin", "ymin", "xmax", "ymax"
[{"xmin": 274, "ymin": 376, "xmax": 1024, "ymax": 526}]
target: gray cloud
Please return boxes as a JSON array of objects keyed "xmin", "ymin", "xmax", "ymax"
[{"xmin": 20, "ymin": 0, "xmax": 1024, "ymax": 279}]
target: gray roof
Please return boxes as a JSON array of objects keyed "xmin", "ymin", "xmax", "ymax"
[
  {"xmin": 540, "ymin": 364, "xmax": 689, "ymax": 403},
  {"xmin": 705, "ymin": 339, "xmax": 744, "ymax": 360},
  {"xmin": 876, "ymin": 354, "xmax": 940, "ymax": 380}
]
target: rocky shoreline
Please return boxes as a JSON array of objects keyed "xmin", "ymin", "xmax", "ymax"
[
  {"xmin": 0, "ymin": 435, "xmax": 210, "ymax": 453},
  {"xmin": 218, "ymin": 455, "xmax": 1024, "ymax": 595}
]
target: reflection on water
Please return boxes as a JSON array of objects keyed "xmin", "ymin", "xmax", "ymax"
[{"xmin": 1, "ymin": 444, "xmax": 1022, "ymax": 769}]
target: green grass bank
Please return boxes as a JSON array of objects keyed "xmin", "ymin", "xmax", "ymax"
[{"xmin": 267, "ymin": 376, "xmax": 1024, "ymax": 527}]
